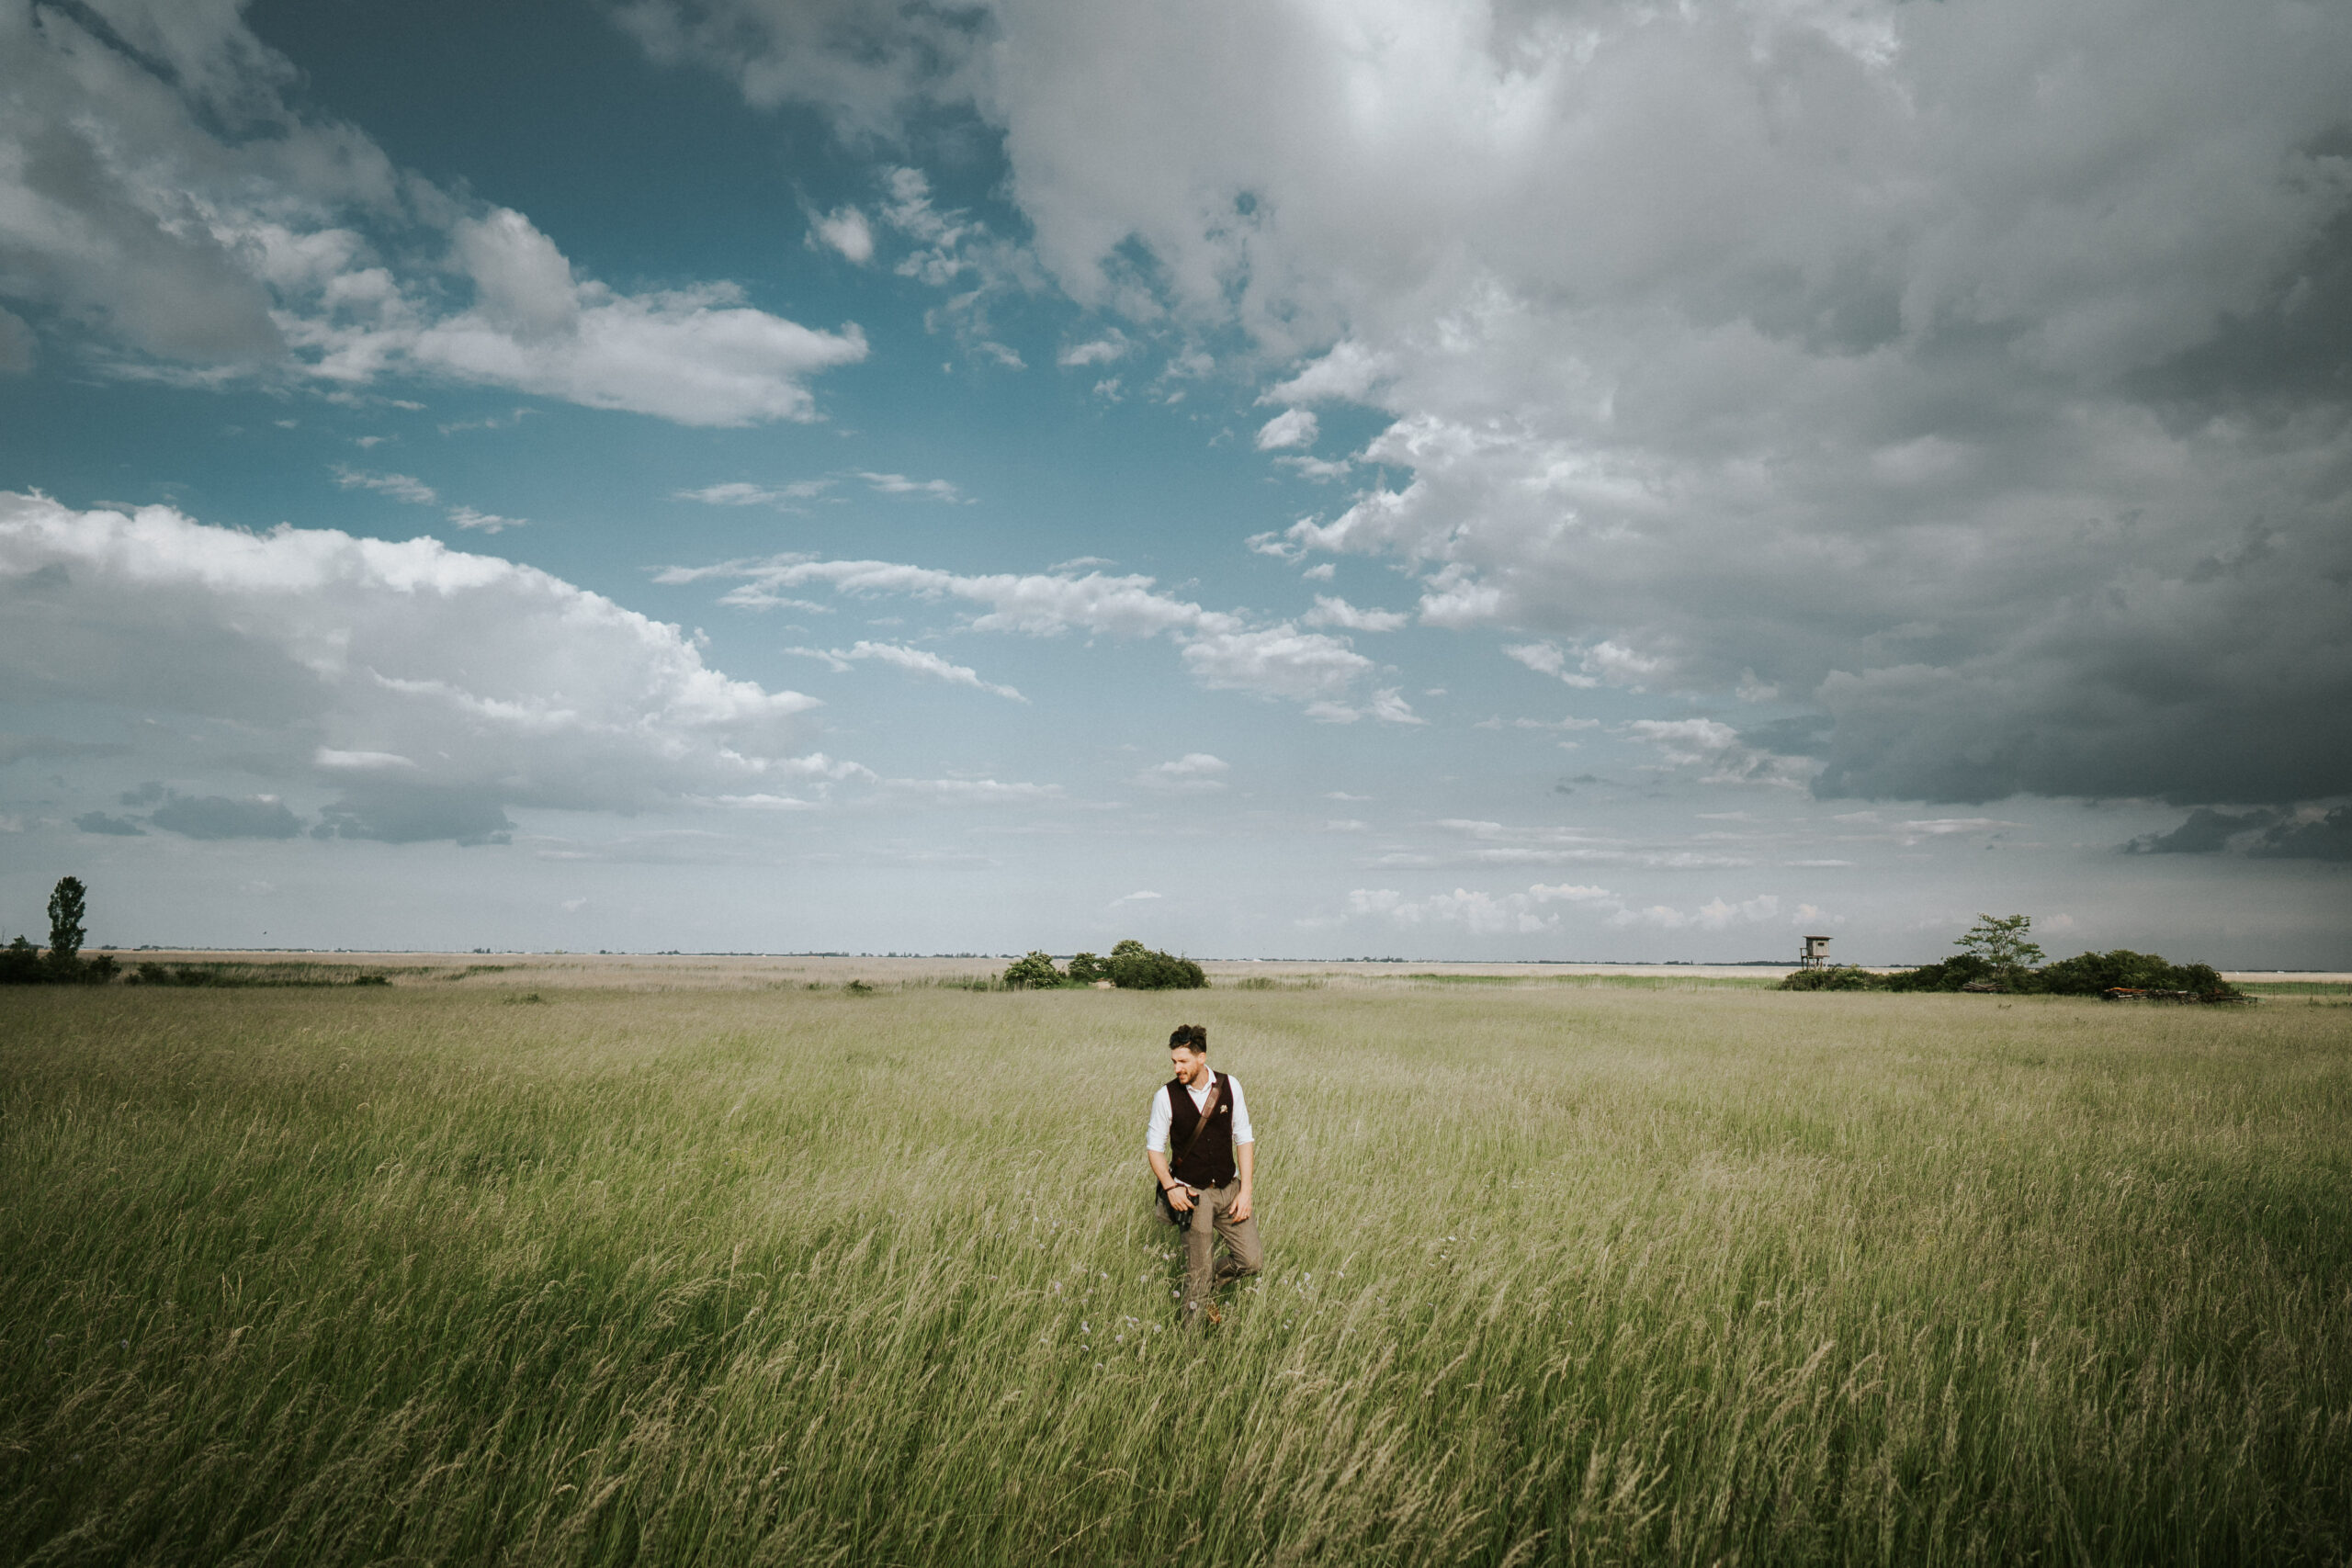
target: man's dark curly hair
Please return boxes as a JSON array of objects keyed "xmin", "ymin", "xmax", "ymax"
[{"xmin": 1168, "ymin": 1022, "xmax": 1208, "ymax": 1054}]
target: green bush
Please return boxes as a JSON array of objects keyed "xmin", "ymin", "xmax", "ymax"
[
  {"xmin": 999, "ymin": 952, "xmax": 1066, "ymax": 989},
  {"xmin": 1066, "ymin": 952, "xmax": 1107, "ymax": 985},
  {"xmin": 1777, "ymin": 964, "xmax": 1883, "ymax": 991},
  {"xmin": 2031, "ymin": 950, "xmax": 2242, "ymax": 1000},
  {"xmin": 1879, "ymin": 954, "xmax": 1995, "ymax": 992},
  {"xmin": 0, "ymin": 935, "xmax": 41, "ymax": 986},
  {"xmin": 134, "ymin": 963, "xmax": 221, "ymax": 987},
  {"xmin": 1105, "ymin": 939, "xmax": 1206, "ymax": 991}
]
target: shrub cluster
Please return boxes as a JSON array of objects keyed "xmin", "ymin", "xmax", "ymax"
[
  {"xmin": 2033, "ymin": 950, "xmax": 2234, "ymax": 998},
  {"xmin": 1780, "ymin": 914, "xmax": 2242, "ymax": 1000},
  {"xmin": 1000, "ymin": 938, "xmax": 1206, "ymax": 990},
  {"xmin": 1776, "ymin": 964, "xmax": 1883, "ymax": 992},
  {"xmin": 1781, "ymin": 947, "xmax": 2242, "ymax": 999}
]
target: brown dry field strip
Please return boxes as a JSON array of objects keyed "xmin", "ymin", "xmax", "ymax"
[{"xmin": 87, "ymin": 949, "xmax": 2352, "ymax": 988}]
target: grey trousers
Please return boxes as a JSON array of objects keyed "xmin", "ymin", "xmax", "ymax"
[{"xmin": 1168, "ymin": 1180, "xmax": 1263, "ymax": 1318}]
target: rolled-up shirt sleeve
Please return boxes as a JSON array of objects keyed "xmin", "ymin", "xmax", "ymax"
[
  {"xmin": 1227, "ymin": 1077, "xmax": 1253, "ymax": 1145},
  {"xmin": 1145, "ymin": 1084, "xmax": 1173, "ymax": 1153}
]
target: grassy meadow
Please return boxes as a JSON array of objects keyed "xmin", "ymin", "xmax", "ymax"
[{"xmin": 3, "ymin": 975, "xmax": 2349, "ymax": 1565}]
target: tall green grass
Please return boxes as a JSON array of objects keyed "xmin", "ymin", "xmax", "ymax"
[{"xmin": 3, "ymin": 984, "xmax": 2347, "ymax": 1564}]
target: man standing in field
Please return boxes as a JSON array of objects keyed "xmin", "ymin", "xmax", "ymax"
[{"xmin": 1146, "ymin": 1023, "xmax": 1261, "ymax": 1325}]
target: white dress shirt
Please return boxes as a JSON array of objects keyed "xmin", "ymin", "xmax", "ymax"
[{"xmin": 1145, "ymin": 1071, "xmax": 1253, "ymax": 1156}]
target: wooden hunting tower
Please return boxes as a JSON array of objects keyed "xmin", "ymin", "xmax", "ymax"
[{"xmin": 1800, "ymin": 934, "xmax": 1832, "ymax": 970}]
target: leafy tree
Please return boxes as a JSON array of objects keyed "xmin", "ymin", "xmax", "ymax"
[
  {"xmin": 46, "ymin": 875, "xmax": 86, "ymax": 959},
  {"xmin": 45, "ymin": 874, "xmax": 87, "ymax": 978},
  {"xmin": 1001, "ymin": 951, "xmax": 1066, "ymax": 989},
  {"xmin": 1067, "ymin": 952, "xmax": 1107, "ymax": 984},
  {"xmin": 1953, "ymin": 913, "xmax": 2042, "ymax": 992}
]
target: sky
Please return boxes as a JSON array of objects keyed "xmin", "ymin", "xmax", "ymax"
[{"xmin": 1, "ymin": 0, "xmax": 2347, "ymax": 965}]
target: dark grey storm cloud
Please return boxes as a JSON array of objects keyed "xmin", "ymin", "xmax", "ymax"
[
  {"xmin": 0, "ymin": 731, "xmax": 125, "ymax": 766},
  {"xmin": 0, "ymin": 305, "xmax": 32, "ymax": 373},
  {"xmin": 630, "ymin": 0, "xmax": 2352, "ymax": 816},
  {"xmin": 1738, "ymin": 716, "xmax": 1834, "ymax": 761},
  {"xmin": 2125, "ymin": 807, "xmax": 2277, "ymax": 855},
  {"xmin": 2250, "ymin": 807, "xmax": 2352, "ymax": 863},
  {"xmin": 149, "ymin": 792, "xmax": 302, "ymax": 840},
  {"xmin": 314, "ymin": 787, "xmax": 514, "ymax": 847}
]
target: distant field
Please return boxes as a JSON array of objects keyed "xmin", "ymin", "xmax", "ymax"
[
  {"xmin": 4, "ymin": 979, "xmax": 2348, "ymax": 1564},
  {"xmin": 92, "ymin": 949, "xmax": 2352, "ymax": 993}
]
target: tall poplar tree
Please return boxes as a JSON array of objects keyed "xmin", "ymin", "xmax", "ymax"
[{"xmin": 46, "ymin": 875, "xmax": 86, "ymax": 969}]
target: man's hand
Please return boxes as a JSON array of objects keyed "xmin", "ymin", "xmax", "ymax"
[
  {"xmin": 1166, "ymin": 1185, "xmax": 1195, "ymax": 1213},
  {"xmin": 1229, "ymin": 1189, "xmax": 1251, "ymax": 1223}
]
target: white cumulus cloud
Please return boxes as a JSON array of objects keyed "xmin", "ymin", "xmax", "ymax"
[
  {"xmin": 1255, "ymin": 408, "xmax": 1318, "ymax": 450},
  {"xmin": 0, "ymin": 8, "xmax": 866, "ymax": 425},
  {"xmin": 810, "ymin": 205, "xmax": 875, "ymax": 264},
  {"xmin": 0, "ymin": 491, "xmax": 836, "ymax": 841}
]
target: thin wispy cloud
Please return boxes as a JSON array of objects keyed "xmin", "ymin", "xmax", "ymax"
[
  {"xmin": 1304, "ymin": 595, "xmax": 1408, "ymax": 633},
  {"xmin": 854, "ymin": 471, "xmax": 967, "ymax": 502},
  {"xmin": 445, "ymin": 506, "xmax": 525, "ymax": 534},
  {"xmin": 334, "ymin": 467, "xmax": 439, "ymax": 506},
  {"xmin": 677, "ymin": 479, "xmax": 835, "ymax": 508},
  {"xmin": 1136, "ymin": 753, "xmax": 1229, "ymax": 793},
  {"xmin": 789, "ymin": 640, "xmax": 1025, "ymax": 700},
  {"xmin": 671, "ymin": 554, "xmax": 1419, "ymax": 720}
]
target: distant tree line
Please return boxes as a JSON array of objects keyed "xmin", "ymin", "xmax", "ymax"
[
  {"xmin": 0, "ymin": 876, "xmax": 119, "ymax": 985},
  {"xmin": 1781, "ymin": 914, "xmax": 2243, "ymax": 1000},
  {"xmin": 1001, "ymin": 939, "xmax": 1207, "ymax": 990}
]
